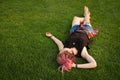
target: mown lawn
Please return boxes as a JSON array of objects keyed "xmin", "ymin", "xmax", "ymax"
[{"xmin": 0, "ymin": 0, "xmax": 120, "ymax": 80}]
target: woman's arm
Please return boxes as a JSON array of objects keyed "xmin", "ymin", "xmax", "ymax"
[
  {"xmin": 46, "ymin": 32, "xmax": 64, "ymax": 51},
  {"xmin": 73, "ymin": 47, "xmax": 97, "ymax": 68}
]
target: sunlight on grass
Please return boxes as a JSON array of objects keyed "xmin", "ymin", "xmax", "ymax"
[{"xmin": 0, "ymin": 0, "xmax": 120, "ymax": 80}]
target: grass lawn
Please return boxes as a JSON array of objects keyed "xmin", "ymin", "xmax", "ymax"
[{"xmin": 0, "ymin": 0, "xmax": 120, "ymax": 80}]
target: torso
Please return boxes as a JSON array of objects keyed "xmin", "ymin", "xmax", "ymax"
[{"xmin": 63, "ymin": 31, "xmax": 90, "ymax": 57}]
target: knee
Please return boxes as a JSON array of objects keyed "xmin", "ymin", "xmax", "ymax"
[
  {"xmin": 73, "ymin": 16, "xmax": 79, "ymax": 20},
  {"xmin": 73, "ymin": 16, "xmax": 84, "ymax": 22}
]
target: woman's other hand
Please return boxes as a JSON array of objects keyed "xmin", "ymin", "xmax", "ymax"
[
  {"xmin": 72, "ymin": 63, "xmax": 76, "ymax": 68},
  {"xmin": 46, "ymin": 32, "xmax": 53, "ymax": 37}
]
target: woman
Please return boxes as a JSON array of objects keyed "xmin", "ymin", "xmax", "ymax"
[{"xmin": 46, "ymin": 6, "xmax": 98, "ymax": 72}]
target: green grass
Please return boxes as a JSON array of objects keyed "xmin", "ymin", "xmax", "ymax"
[{"xmin": 0, "ymin": 0, "xmax": 120, "ymax": 80}]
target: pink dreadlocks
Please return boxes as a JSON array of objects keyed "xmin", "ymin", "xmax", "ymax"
[{"xmin": 57, "ymin": 51, "xmax": 75, "ymax": 72}]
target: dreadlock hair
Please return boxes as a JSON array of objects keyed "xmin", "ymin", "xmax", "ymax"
[{"xmin": 56, "ymin": 51, "xmax": 75, "ymax": 73}]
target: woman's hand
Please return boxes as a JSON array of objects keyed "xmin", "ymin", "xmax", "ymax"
[
  {"xmin": 46, "ymin": 32, "xmax": 53, "ymax": 37},
  {"xmin": 72, "ymin": 63, "xmax": 76, "ymax": 68}
]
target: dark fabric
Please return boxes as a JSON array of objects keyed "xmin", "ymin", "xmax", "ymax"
[{"xmin": 64, "ymin": 30, "xmax": 90, "ymax": 57}]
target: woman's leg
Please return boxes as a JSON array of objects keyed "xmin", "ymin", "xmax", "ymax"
[
  {"xmin": 83, "ymin": 6, "xmax": 99, "ymax": 37},
  {"xmin": 72, "ymin": 16, "xmax": 84, "ymax": 27},
  {"xmin": 70, "ymin": 16, "xmax": 84, "ymax": 33},
  {"xmin": 83, "ymin": 6, "xmax": 92, "ymax": 26},
  {"xmin": 72, "ymin": 6, "xmax": 91, "ymax": 27}
]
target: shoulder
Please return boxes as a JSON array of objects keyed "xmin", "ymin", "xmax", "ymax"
[{"xmin": 81, "ymin": 47, "xmax": 89, "ymax": 58}]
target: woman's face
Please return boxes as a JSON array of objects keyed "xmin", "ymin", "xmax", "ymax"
[
  {"xmin": 64, "ymin": 48, "xmax": 73, "ymax": 54},
  {"xmin": 64, "ymin": 48, "xmax": 78, "ymax": 55}
]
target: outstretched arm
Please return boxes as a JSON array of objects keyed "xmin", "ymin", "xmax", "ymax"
[
  {"xmin": 72, "ymin": 47, "xmax": 97, "ymax": 68},
  {"xmin": 46, "ymin": 32, "xmax": 64, "ymax": 51}
]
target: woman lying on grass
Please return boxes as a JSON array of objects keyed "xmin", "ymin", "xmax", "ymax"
[{"xmin": 46, "ymin": 6, "xmax": 98, "ymax": 72}]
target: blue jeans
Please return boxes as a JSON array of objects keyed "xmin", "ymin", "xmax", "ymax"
[{"xmin": 70, "ymin": 24, "xmax": 95, "ymax": 34}]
